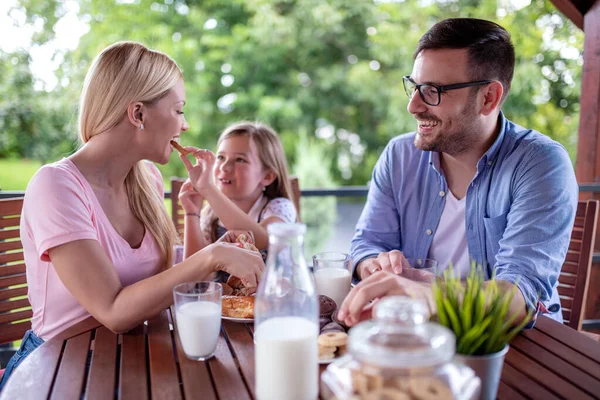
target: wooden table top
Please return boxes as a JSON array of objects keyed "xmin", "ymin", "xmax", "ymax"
[{"xmin": 1, "ymin": 313, "xmax": 599, "ymax": 400}]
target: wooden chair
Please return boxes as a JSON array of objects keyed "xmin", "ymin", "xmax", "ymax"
[
  {"xmin": 559, "ymin": 199, "xmax": 599, "ymax": 331},
  {"xmin": 170, "ymin": 176, "xmax": 301, "ymax": 240},
  {"xmin": 0, "ymin": 198, "xmax": 32, "ymax": 344}
]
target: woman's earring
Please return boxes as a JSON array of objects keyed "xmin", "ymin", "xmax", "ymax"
[
  {"xmin": 139, "ymin": 123, "xmax": 144, "ymax": 131},
  {"xmin": 262, "ymin": 186, "xmax": 266, "ymax": 192}
]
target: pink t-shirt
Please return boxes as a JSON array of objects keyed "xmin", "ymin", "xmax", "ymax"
[{"xmin": 21, "ymin": 158, "xmax": 163, "ymax": 340}]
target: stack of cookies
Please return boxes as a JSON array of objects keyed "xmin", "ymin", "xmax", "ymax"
[
  {"xmin": 318, "ymin": 295, "xmax": 349, "ymax": 362},
  {"xmin": 318, "ymin": 331, "xmax": 348, "ymax": 362}
]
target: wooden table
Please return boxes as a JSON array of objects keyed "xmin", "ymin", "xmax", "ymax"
[{"xmin": 1, "ymin": 313, "xmax": 599, "ymax": 399}]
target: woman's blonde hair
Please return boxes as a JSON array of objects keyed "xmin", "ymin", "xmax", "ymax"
[
  {"xmin": 201, "ymin": 121, "xmax": 294, "ymax": 242},
  {"xmin": 78, "ymin": 41, "xmax": 180, "ymax": 268}
]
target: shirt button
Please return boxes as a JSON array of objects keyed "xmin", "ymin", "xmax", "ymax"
[
  {"xmin": 468, "ymin": 225, "xmax": 473, "ymax": 231},
  {"xmin": 426, "ymin": 229, "xmax": 432, "ymax": 235},
  {"xmin": 439, "ymin": 191, "xmax": 446, "ymax": 197},
  {"xmin": 488, "ymin": 160, "xmax": 493, "ymax": 166}
]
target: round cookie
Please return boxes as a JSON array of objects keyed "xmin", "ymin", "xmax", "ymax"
[
  {"xmin": 319, "ymin": 295, "xmax": 337, "ymax": 318},
  {"xmin": 408, "ymin": 377, "xmax": 453, "ymax": 400},
  {"xmin": 318, "ymin": 332, "xmax": 348, "ymax": 347},
  {"xmin": 319, "ymin": 316, "xmax": 332, "ymax": 330},
  {"xmin": 364, "ymin": 388, "xmax": 411, "ymax": 400},
  {"xmin": 320, "ymin": 321, "xmax": 345, "ymax": 334}
]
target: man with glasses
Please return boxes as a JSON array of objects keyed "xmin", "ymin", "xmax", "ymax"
[{"xmin": 338, "ymin": 18, "xmax": 578, "ymax": 327}]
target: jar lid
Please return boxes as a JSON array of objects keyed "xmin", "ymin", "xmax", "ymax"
[{"xmin": 348, "ymin": 296, "xmax": 455, "ymax": 369}]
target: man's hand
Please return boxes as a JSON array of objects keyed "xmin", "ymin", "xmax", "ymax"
[
  {"xmin": 356, "ymin": 250, "xmax": 408, "ymax": 280},
  {"xmin": 337, "ymin": 271, "xmax": 435, "ymax": 327}
]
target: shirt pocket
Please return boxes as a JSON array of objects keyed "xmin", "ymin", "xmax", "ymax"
[{"xmin": 483, "ymin": 212, "xmax": 509, "ymax": 257}]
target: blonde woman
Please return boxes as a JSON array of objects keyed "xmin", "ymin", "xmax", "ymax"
[
  {"xmin": 178, "ymin": 122, "xmax": 297, "ymax": 262},
  {"xmin": 0, "ymin": 42, "xmax": 263, "ymax": 390}
]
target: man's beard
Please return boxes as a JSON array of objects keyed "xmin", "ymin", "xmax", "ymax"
[{"xmin": 413, "ymin": 98, "xmax": 480, "ymax": 156}]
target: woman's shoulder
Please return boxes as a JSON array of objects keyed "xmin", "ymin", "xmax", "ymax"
[{"xmin": 27, "ymin": 158, "xmax": 86, "ymax": 194}]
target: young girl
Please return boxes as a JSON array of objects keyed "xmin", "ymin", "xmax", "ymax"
[
  {"xmin": 178, "ymin": 122, "xmax": 297, "ymax": 259},
  {"xmin": 0, "ymin": 42, "xmax": 263, "ymax": 391}
]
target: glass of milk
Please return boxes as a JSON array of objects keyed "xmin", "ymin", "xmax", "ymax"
[
  {"xmin": 312, "ymin": 252, "xmax": 352, "ymax": 308},
  {"xmin": 173, "ymin": 281, "xmax": 222, "ymax": 361}
]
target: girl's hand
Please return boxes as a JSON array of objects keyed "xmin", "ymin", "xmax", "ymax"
[
  {"xmin": 178, "ymin": 179, "xmax": 203, "ymax": 214},
  {"xmin": 178, "ymin": 147, "xmax": 216, "ymax": 196},
  {"xmin": 217, "ymin": 230, "xmax": 256, "ymax": 246},
  {"xmin": 202, "ymin": 242, "xmax": 264, "ymax": 289}
]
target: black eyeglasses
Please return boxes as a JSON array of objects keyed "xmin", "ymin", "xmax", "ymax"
[{"xmin": 402, "ymin": 76, "xmax": 492, "ymax": 106}]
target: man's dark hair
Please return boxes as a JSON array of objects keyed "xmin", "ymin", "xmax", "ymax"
[{"xmin": 415, "ymin": 18, "xmax": 515, "ymax": 105}]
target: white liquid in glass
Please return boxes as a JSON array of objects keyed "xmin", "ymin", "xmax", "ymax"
[
  {"xmin": 314, "ymin": 268, "xmax": 351, "ymax": 307},
  {"xmin": 176, "ymin": 301, "xmax": 221, "ymax": 358},
  {"xmin": 255, "ymin": 317, "xmax": 318, "ymax": 400}
]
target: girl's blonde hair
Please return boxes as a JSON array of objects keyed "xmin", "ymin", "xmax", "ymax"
[
  {"xmin": 78, "ymin": 41, "xmax": 180, "ymax": 268},
  {"xmin": 201, "ymin": 122, "xmax": 294, "ymax": 242}
]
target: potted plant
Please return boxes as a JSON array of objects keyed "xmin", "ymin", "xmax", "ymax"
[{"xmin": 431, "ymin": 265, "xmax": 534, "ymax": 400}]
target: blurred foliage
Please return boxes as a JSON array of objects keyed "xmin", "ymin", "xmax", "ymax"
[{"xmin": 1, "ymin": 0, "xmax": 584, "ymax": 183}]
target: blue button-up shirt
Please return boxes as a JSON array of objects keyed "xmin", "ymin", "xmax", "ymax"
[{"xmin": 351, "ymin": 113, "xmax": 578, "ymax": 323}]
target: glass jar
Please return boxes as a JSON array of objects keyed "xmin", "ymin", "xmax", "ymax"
[
  {"xmin": 321, "ymin": 296, "xmax": 480, "ymax": 400},
  {"xmin": 254, "ymin": 223, "xmax": 319, "ymax": 400}
]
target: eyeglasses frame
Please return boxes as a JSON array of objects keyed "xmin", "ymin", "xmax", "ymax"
[{"xmin": 402, "ymin": 76, "xmax": 493, "ymax": 106}]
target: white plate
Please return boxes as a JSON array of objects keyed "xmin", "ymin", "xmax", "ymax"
[{"xmin": 222, "ymin": 316, "xmax": 253, "ymax": 323}]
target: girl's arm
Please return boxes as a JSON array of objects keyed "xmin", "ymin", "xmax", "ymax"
[
  {"xmin": 49, "ymin": 239, "xmax": 264, "ymax": 334},
  {"xmin": 179, "ymin": 179, "xmax": 210, "ymax": 258},
  {"xmin": 201, "ymin": 185, "xmax": 278, "ymax": 249}
]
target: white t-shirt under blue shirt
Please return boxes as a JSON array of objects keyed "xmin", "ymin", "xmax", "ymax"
[{"xmin": 427, "ymin": 189, "xmax": 471, "ymax": 277}]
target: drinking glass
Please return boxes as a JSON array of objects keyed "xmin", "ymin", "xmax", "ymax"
[
  {"xmin": 400, "ymin": 258, "xmax": 439, "ymax": 282},
  {"xmin": 312, "ymin": 252, "xmax": 353, "ymax": 308},
  {"xmin": 173, "ymin": 281, "xmax": 222, "ymax": 361}
]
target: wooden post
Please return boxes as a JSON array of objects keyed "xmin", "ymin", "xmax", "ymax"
[{"xmin": 575, "ymin": 0, "xmax": 600, "ymax": 321}]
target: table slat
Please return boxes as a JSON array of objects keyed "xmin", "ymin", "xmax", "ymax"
[
  {"xmin": 147, "ymin": 310, "xmax": 182, "ymax": 400},
  {"xmin": 222, "ymin": 321, "xmax": 256, "ymax": 394},
  {"xmin": 505, "ymin": 346, "xmax": 594, "ymax": 399},
  {"xmin": 208, "ymin": 331, "xmax": 252, "ymax": 400},
  {"xmin": 512, "ymin": 334, "xmax": 600, "ymax": 395},
  {"xmin": 86, "ymin": 327, "xmax": 118, "ymax": 400},
  {"xmin": 50, "ymin": 331, "xmax": 93, "ymax": 400},
  {"xmin": 521, "ymin": 325, "xmax": 600, "ymax": 381},
  {"xmin": 120, "ymin": 325, "xmax": 149, "ymax": 400},
  {"xmin": 535, "ymin": 317, "xmax": 600, "ymax": 361},
  {"xmin": 501, "ymin": 362, "xmax": 560, "ymax": 400},
  {"xmin": 497, "ymin": 380, "xmax": 527, "ymax": 400},
  {"xmin": 0, "ymin": 339, "xmax": 64, "ymax": 400},
  {"xmin": 170, "ymin": 306, "xmax": 217, "ymax": 400}
]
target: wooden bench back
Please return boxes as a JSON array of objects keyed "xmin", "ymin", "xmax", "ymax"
[
  {"xmin": 559, "ymin": 199, "xmax": 599, "ymax": 330},
  {"xmin": 0, "ymin": 198, "xmax": 32, "ymax": 344},
  {"xmin": 170, "ymin": 177, "xmax": 301, "ymax": 240}
]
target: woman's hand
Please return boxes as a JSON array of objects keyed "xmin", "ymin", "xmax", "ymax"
[
  {"xmin": 178, "ymin": 179, "xmax": 203, "ymax": 214},
  {"xmin": 201, "ymin": 242, "xmax": 264, "ymax": 289},
  {"xmin": 178, "ymin": 147, "xmax": 216, "ymax": 196},
  {"xmin": 336, "ymin": 271, "xmax": 435, "ymax": 327}
]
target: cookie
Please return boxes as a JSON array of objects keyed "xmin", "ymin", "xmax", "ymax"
[
  {"xmin": 408, "ymin": 377, "xmax": 452, "ymax": 400},
  {"xmin": 318, "ymin": 332, "xmax": 348, "ymax": 347},
  {"xmin": 318, "ymin": 345, "xmax": 337, "ymax": 356},
  {"xmin": 319, "ymin": 295, "xmax": 337, "ymax": 318},
  {"xmin": 364, "ymin": 388, "xmax": 411, "ymax": 400},
  {"xmin": 319, "ymin": 316, "xmax": 332, "ymax": 330},
  {"xmin": 319, "ymin": 352, "xmax": 336, "ymax": 361},
  {"xmin": 320, "ymin": 321, "xmax": 345, "ymax": 334}
]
